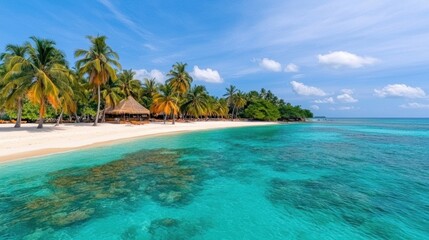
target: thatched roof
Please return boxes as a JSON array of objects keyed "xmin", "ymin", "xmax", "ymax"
[{"xmin": 105, "ymin": 96, "xmax": 150, "ymax": 115}]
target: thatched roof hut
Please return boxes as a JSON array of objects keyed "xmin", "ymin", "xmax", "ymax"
[
  {"xmin": 106, "ymin": 96, "xmax": 150, "ymax": 115},
  {"xmin": 105, "ymin": 96, "xmax": 150, "ymax": 122}
]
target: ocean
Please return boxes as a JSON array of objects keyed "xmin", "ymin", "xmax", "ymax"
[{"xmin": 0, "ymin": 119, "xmax": 428, "ymax": 239}]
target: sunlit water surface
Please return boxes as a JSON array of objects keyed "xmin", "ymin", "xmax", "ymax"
[{"xmin": 0, "ymin": 119, "xmax": 428, "ymax": 239}]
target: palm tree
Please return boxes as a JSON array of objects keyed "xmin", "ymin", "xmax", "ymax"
[
  {"xmin": 101, "ymin": 78, "xmax": 122, "ymax": 122},
  {"xmin": 141, "ymin": 77, "xmax": 158, "ymax": 105},
  {"xmin": 260, "ymin": 88, "xmax": 267, "ymax": 99},
  {"xmin": 223, "ymin": 85, "xmax": 237, "ymax": 119},
  {"xmin": 0, "ymin": 65, "xmax": 5, "ymax": 116},
  {"xmin": 0, "ymin": 44, "xmax": 30, "ymax": 128},
  {"xmin": 215, "ymin": 98, "xmax": 229, "ymax": 118},
  {"xmin": 69, "ymin": 68, "xmax": 88, "ymax": 123},
  {"xmin": 246, "ymin": 90, "xmax": 260, "ymax": 103},
  {"xmin": 55, "ymin": 86, "xmax": 76, "ymax": 126},
  {"xmin": 3, "ymin": 37, "xmax": 73, "ymax": 128},
  {"xmin": 75, "ymin": 35, "xmax": 121, "ymax": 126},
  {"xmin": 142, "ymin": 78, "xmax": 158, "ymax": 95},
  {"xmin": 166, "ymin": 62, "xmax": 193, "ymax": 94},
  {"xmin": 0, "ymin": 44, "xmax": 28, "ymax": 60},
  {"xmin": 181, "ymin": 85, "xmax": 209, "ymax": 119},
  {"xmin": 0, "ymin": 64, "xmax": 5, "ymax": 82},
  {"xmin": 204, "ymin": 96, "xmax": 216, "ymax": 119},
  {"xmin": 166, "ymin": 62, "xmax": 193, "ymax": 124},
  {"xmin": 233, "ymin": 91, "xmax": 247, "ymax": 119},
  {"xmin": 141, "ymin": 77, "xmax": 159, "ymax": 110},
  {"xmin": 118, "ymin": 69, "xmax": 140, "ymax": 98},
  {"xmin": 151, "ymin": 84, "xmax": 179, "ymax": 124},
  {"xmin": 0, "ymin": 64, "xmax": 4, "ymax": 77}
]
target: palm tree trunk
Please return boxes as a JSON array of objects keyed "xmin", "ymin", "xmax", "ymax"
[
  {"xmin": 94, "ymin": 85, "xmax": 101, "ymax": 126},
  {"xmin": 37, "ymin": 117, "xmax": 44, "ymax": 129},
  {"xmin": 74, "ymin": 113, "xmax": 80, "ymax": 123},
  {"xmin": 14, "ymin": 98, "xmax": 22, "ymax": 128},
  {"xmin": 173, "ymin": 91, "xmax": 183, "ymax": 123},
  {"xmin": 163, "ymin": 114, "xmax": 167, "ymax": 124},
  {"xmin": 55, "ymin": 110, "xmax": 64, "ymax": 126},
  {"xmin": 231, "ymin": 105, "xmax": 236, "ymax": 120},
  {"xmin": 37, "ymin": 102, "xmax": 44, "ymax": 129},
  {"xmin": 102, "ymin": 108, "xmax": 106, "ymax": 122},
  {"xmin": 37, "ymin": 99, "xmax": 45, "ymax": 129}
]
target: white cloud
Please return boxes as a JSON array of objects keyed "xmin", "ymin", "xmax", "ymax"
[
  {"xmin": 259, "ymin": 58, "xmax": 282, "ymax": 72},
  {"xmin": 143, "ymin": 44, "xmax": 156, "ymax": 51},
  {"xmin": 310, "ymin": 105, "xmax": 320, "ymax": 110},
  {"xmin": 337, "ymin": 89, "xmax": 358, "ymax": 103},
  {"xmin": 399, "ymin": 102, "xmax": 429, "ymax": 109},
  {"xmin": 290, "ymin": 81, "xmax": 326, "ymax": 96},
  {"xmin": 285, "ymin": 63, "xmax": 299, "ymax": 73},
  {"xmin": 314, "ymin": 97, "xmax": 335, "ymax": 104},
  {"xmin": 374, "ymin": 84, "xmax": 426, "ymax": 98},
  {"xmin": 134, "ymin": 69, "xmax": 165, "ymax": 83},
  {"xmin": 292, "ymin": 74, "xmax": 304, "ymax": 79},
  {"xmin": 330, "ymin": 106, "xmax": 354, "ymax": 111},
  {"xmin": 318, "ymin": 51, "xmax": 377, "ymax": 68},
  {"xmin": 338, "ymin": 106, "xmax": 354, "ymax": 110},
  {"xmin": 337, "ymin": 93, "xmax": 358, "ymax": 103},
  {"xmin": 341, "ymin": 89, "xmax": 354, "ymax": 95},
  {"xmin": 192, "ymin": 66, "xmax": 223, "ymax": 83}
]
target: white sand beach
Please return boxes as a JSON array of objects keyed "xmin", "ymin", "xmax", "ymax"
[{"xmin": 0, "ymin": 121, "xmax": 276, "ymax": 162}]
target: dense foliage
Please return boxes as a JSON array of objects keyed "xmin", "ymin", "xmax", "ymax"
[
  {"xmin": 244, "ymin": 100, "xmax": 280, "ymax": 121},
  {"xmin": 6, "ymin": 100, "xmax": 56, "ymax": 121},
  {"xmin": 0, "ymin": 36, "xmax": 312, "ymax": 127},
  {"xmin": 279, "ymin": 103, "xmax": 313, "ymax": 120},
  {"xmin": 240, "ymin": 88, "xmax": 313, "ymax": 121}
]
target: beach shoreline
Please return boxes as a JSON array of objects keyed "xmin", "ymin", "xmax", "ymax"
[{"xmin": 0, "ymin": 121, "xmax": 277, "ymax": 163}]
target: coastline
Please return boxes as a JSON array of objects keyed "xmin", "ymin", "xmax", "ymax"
[{"xmin": 0, "ymin": 121, "xmax": 277, "ymax": 163}]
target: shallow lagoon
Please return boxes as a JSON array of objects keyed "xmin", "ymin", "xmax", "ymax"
[{"xmin": 1, "ymin": 119, "xmax": 428, "ymax": 239}]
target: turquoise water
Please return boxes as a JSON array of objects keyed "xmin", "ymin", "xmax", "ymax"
[{"xmin": 0, "ymin": 119, "xmax": 428, "ymax": 239}]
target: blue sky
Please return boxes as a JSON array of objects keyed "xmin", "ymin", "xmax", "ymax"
[{"xmin": 1, "ymin": 0, "xmax": 429, "ymax": 117}]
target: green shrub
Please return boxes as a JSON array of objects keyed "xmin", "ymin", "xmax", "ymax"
[{"xmin": 244, "ymin": 100, "xmax": 280, "ymax": 121}]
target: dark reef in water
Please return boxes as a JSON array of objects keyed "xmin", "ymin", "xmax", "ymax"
[
  {"xmin": 147, "ymin": 217, "xmax": 205, "ymax": 240},
  {"xmin": 0, "ymin": 148, "xmax": 206, "ymax": 239},
  {"xmin": 0, "ymin": 145, "xmax": 258, "ymax": 239},
  {"xmin": 119, "ymin": 217, "xmax": 208, "ymax": 240},
  {"xmin": 267, "ymin": 177, "xmax": 414, "ymax": 239}
]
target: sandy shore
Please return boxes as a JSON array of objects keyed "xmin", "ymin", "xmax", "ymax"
[{"xmin": 0, "ymin": 121, "xmax": 276, "ymax": 163}]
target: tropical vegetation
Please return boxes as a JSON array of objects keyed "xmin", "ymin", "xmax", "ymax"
[
  {"xmin": 74, "ymin": 35, "xmax": 121, "ymax": 126},
  {"xmin": 0, "ymin": 35, "xmax": 312, "ymax": 128}
]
